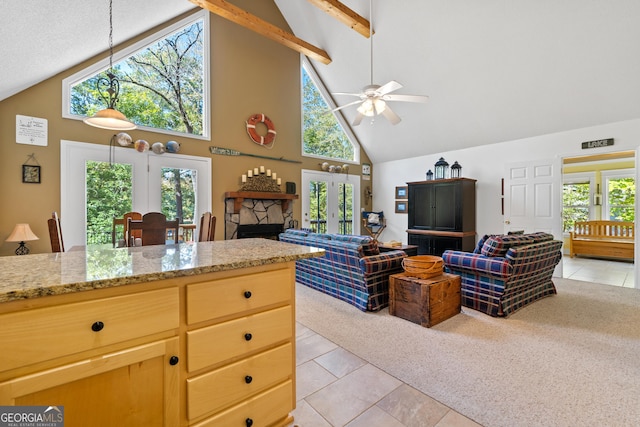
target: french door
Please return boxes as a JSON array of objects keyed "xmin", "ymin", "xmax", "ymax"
[
  {"xmin": 61, "ymin": 140, "xmax": 211, "ymax": 248},
  {"xmin": 301, "ymin": 170, "xmax": 360, "ymax": 235}
]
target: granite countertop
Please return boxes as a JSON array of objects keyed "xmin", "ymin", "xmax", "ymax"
[{"xmin": 0, "ymin": 239, "xmax": 324, "ymax": 303}]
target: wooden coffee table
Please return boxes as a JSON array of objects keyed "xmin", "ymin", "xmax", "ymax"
[{"xmin": 389, "ymin": 272, "xmax": 461, "ymax": 327}]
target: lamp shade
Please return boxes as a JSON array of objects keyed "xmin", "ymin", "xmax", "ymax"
[
  {"xmin": 83, "ymin": 108, "xmax": 137, "ymax": 131},
  {"xmin": 6, "ymin": 224, "xmax": 39, "ymax": 242}
]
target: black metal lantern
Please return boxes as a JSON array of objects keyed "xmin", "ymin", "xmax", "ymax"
[
  {"xmin": 450, "ymin": 161, "xmax": 462, "ymax": 178},
  {"xmin": 426, "ymin": 169, "xmax": 434, "ymax": 180},
  {"xmin": 434, "ymin": 157, "xmax": 449, "ymax": 179}
]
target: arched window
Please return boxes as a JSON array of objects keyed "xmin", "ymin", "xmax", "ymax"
[{"xmin": 63, "ymin": 11, "xmax": 209, "ymax": 139}]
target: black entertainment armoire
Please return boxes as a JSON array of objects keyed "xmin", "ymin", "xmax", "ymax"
[{"xmin": 406, "ymin": 177, "xmax": 477, "ymax": 256}]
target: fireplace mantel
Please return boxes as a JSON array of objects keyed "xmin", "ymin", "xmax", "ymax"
[{"xmin": 224, "ymin": 191, "xmax": 299, "ymax": 214}]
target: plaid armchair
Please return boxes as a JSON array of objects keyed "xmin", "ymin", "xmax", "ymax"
[
  {"xmin": 442, "ymin": 232, "xmax": 563, "ymax": 317},
  {"xmin": 279, "ymin": 229, "xmax": 406, "ymax": 311}
]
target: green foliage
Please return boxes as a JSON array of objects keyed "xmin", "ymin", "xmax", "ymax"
[
  {"xmin": 86, "ymin": 161, "xmax": 133, "ymax": 244},
  {"xmin": 309, "ymin": 180, "xmax": 327, "ymax": 233},
  {"xmin": 71, "ymin": 20, "xmax": 204, "ymax": 136},
  {"xmin": 608, "ymin": 178, "xmax": 635, "ymax": 221},
  {"xmin": 302, "ymin": 68, "xmax": 354, "ymax": 161},
  {"xmin": 161, "ymin": 168, "xmax": 196, "ymax": 223},
  {"xmin": 562, "ymin": 182, "xmax": 590, "ymax": 232}
]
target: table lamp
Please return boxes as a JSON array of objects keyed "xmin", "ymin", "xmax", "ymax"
[{"xmin": 6, "ymin": 223, "xmax": 39, "ymax": 255}]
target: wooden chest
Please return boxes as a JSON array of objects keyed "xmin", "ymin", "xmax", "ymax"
[{"xmin": 389, "ymin": 272, "xmax": 461, "ymax": 327}]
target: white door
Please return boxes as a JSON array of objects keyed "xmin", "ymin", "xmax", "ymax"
[
  {"xmin": 504, "ymin": 159, "xmax": 562, "ymax": 236},
  {"xmin": 61, "ymin": 140, "xmax": 211, "ymax": 248},
  {"xmin": 504, "ymin": 158, "xmax": 563, "ymax": 276},
  {"xmin": 301, "ymin": 170, "xmax": 360, "ymax": 234}
]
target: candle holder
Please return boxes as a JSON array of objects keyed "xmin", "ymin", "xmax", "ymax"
[
  {"xmin": 426, "ymin": 169, "xmax": 434, "ymax": 180},
  {"xmin": 450, "ymin": 161, "xmax": 462, "ymax": 178}
]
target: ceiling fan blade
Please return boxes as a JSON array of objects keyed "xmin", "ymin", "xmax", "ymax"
[
  {"xmin": 381, "ymin": 105, "xmax": 401, "ymax": 125},
  {"xmin": 332, "ymin": 92, "xmax": 364, "ymax": 97},
  {"xmin": 376, "ymin": 80, "xmax": 403, "ymax": 96},
  {"xmin": 331, "ymin": 99, "xmax": 363, "ymax": 112},
  {"xmin": 385, "ymin": 94, "xmax": 429, "ymax": 103},
  {"xmin": 352, "ymin": 112, "xmax": 365, "ymax": 126}
]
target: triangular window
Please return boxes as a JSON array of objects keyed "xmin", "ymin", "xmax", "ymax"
[
  {"xmin": 63, "ymin": 11, "xmax": 209, "ymax": 139},
  {"xmin": 302, "ymin": 58, "xmax": 359, "ymax": 163}
]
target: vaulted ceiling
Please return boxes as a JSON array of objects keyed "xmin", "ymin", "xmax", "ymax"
[{"xmin": 3, "ymin": 0, "xmax": 640, "ymax": 163}]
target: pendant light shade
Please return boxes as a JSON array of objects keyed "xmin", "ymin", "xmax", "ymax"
[
  {"xmin": 84, "ymin": 0, "xmax": 136, "ymax": 131},
  {"xmin": 84, "ymin": 108, "xmax": 136, "ymax": 130}
]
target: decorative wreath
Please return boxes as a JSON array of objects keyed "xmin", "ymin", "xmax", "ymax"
[{"xmin": 246, "ymin": 113, "xmax": 276, "ymax": 147}]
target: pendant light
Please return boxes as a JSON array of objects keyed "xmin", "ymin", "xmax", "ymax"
[{"xmin": 84, "ymin": 0, "xmax": 136, "ymax": 131}]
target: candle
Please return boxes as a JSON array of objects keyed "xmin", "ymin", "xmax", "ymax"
[
  {"xmin": 266, "ymin": 169, "xmax": 271, "ymax": 177},
  {"xmin": 248, "ymin": 169, "xmax": 253, "ymax": 178},
  {"xmin": 241, "ymin": 174, "xmax": 247, "ymax": 183},
  {"xmin": 277, "ymin": 178, "xmax": 282, "ymax": 185},
  {"xmin": 272, "ymin": 172, "xmax": 277, "ymax": 180},
  {"xmin": 260, "ymin": 166, "xmax": 265, "ymax": 173},
  {"xmin": 254, "ymin": 168, "xmax": 259, "ymax": 175}
]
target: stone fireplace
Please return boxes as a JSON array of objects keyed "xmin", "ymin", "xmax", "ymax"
[{"xmin": 224, "ymin": 191, "xmax": 297, "ymax": 239}]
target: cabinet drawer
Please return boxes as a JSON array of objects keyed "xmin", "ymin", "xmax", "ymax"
[
  {"xmin": 192, "ymin": 380, "xmax": 293, "ymax": 427},
  {"xmin": 187, "ymin": 306, "xmax": 292, "ymax": 372},
  {"xmin": 0, "ymin": 288, "xmax": 179, "ymax": 372},
  {"xmin": 186, "ymin": 268, "xmax": 292, "ymax": 324},
  {"xmin": 187, "ymin": 343, "xmax": 292, "ymax": 420}
]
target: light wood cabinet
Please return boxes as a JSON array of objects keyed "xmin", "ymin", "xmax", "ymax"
[{"xmin": 0, "ymin": 261, "xmax": 297, "ymax": 427}]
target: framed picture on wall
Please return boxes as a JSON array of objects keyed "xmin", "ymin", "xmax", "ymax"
[
  {"xmin": 395, "ymin": 186, "xmax": 408, "ymax": 199},
  {"xmin": 395, "ymin": 200, "xmax": 408, "ymax": 214},
  {"xmin": 22, "ymin": 165, "xmax": 41, "ymax": 184}
]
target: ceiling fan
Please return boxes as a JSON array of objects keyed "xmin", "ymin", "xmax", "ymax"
[{"xmin": 332, "ymin": 0, "xmax": 428, "ymax": 126}]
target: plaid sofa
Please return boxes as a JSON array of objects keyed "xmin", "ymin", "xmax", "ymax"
[
  {"xmin": 279, "ymin": 229, "xmax": 406, "ymax": 311},
  {"xmin": 442, "ymin": 232, "xmax": 563, "ymax": 317}
]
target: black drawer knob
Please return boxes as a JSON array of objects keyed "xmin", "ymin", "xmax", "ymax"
[
  {"xmin": 245, "ymin": 375, "xmax": 253, "ymax": 384},
  {"xmin": 169, "ymin": 356, "xmax": 179, "ymax": 366},
  {"xmin": 91, "ymin": 321, "xmax": 104, "ymax": 332},
  {"xmin": 245, "ymin": 418, "xmax": 253, "ymax": 427},
  {"xmin": 244, "ymin": 291, "xmax": 252, "ymax": 299},
  {"xmin": 244, "ymin": 333, "xmax": 252, "ymax": 341}
]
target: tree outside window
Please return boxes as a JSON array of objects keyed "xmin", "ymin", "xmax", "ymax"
[
  {"xmin": 70, "ymin": 16, "xmax": 205, "ymax": 137},
  {"xmin": 607, "ymin": 177, "xmax": 635, "ymax": 221},
  {"xmin": 302, "ymin": 65, "xmax": 355, "ymax": 162},
  {"xmin": 562, "ymin": 182, "xmax": 590, "ymax": 232}
]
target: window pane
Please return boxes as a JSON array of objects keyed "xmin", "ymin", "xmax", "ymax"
[
  {"xmin": 309, "ymin": 180, "xmax": 327, "ymax": 233},
  {"xmin": 338, "ymin": 183, "xmax": 354, "ymax": 235},
  {"xmin": 71, "ymin": 19, "xmax": 205, "ymax": 136},
  {"xmin": 608, "ymin": 177, "xmax": 635, "ymax": 221},
  {"xmin": 161, "ymin": 168, "xmax": 196, "ymax": 224},
  {"xmin": 302, "ymin": 67, "xmax": 355, "ymax": 161},
  {"xmin": 562, "ymin": 182, "xmax": 590, "ymax": 232},
  {"xmin": 86, "ymin": 161, "xmax": 133, "ymax": 244}
]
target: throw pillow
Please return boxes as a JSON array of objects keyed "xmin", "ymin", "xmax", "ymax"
[{"xmin": 481, "ymin": 235, "xmax": 535, "ymax": 257}]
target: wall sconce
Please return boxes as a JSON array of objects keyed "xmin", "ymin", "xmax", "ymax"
[
  {"xmin": 6, "ymin": 223, "xmax": 39, "ymax": 255},
  {"xmin": 593, "ymin": 184, "xmax": 602, "ymax": 206},
  {"xmin": 451, "ymin": 161, "xmax": 462, "ymax": 178},
  {"xmin": 434, "ymin": 157, "xmax": 449, "ymax": 179}
]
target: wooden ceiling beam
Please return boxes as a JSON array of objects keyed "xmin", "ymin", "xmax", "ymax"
[
  {"xmin": 306, "ymin": 0, "xmax": 371, "ymax": 38},
  {"xmin": 189, "ymin": 0, "xmax": 331, "ymax": 64}
]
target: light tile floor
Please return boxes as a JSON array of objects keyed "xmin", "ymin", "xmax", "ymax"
[
  {"xmin": 290, "ymin": 322, "xmax": 481, "ymax": 427},
  {"xmin": 289, "ymin": 256, "xmax": 634, "ymax": 427},
  {"xmin": 562, "ymin": 256, "xmax": 635, "ymax": 287}
]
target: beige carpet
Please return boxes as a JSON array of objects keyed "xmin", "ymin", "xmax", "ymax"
[{"xmin": 295, "ymin": 278, "xmax": 640, "ymax": 427}]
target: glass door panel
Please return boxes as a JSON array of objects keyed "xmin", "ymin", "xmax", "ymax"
[
  {"xmin": 338, "ymin": 182, "xmax": 354, "ymax": 234},
  {"xmin": 308, "ymin": 180, "xmax": 328, "ymax": 233},
  {"xmin": 85, "ymin": 161, "xmax": 133, "ymax": 244},
  {"xmin": 302, "ymin": 170, "xmax": 360, "ymax": 235}
]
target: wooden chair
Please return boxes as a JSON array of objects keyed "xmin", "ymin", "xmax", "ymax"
[
  {"xmin": 112, "ymin": 211, "xmax": 142, "ymax": 247},
  {"xmin": 198, "ymin": 212, "xmax": 216, "ymax": 242},
  {"xmin": 47, "ymin": 212, "xmax": 65, "ymax": 253},
  {"xmin": 127, "ymin": 212, "xmax": 180, "ymax": 246}
]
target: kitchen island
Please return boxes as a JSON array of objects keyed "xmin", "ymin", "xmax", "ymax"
[{"xmin": 0, "ymin": 239, "xmax": 323, "ymax": 427}]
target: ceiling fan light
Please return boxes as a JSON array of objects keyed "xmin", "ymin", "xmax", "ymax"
[
  {"xmin": 83, "ymin": 108, "xmax": 137, "ymax": 130},
  {"xmin": 357, "ymin": 98, "xmax": 387, "ymax": 117}
]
